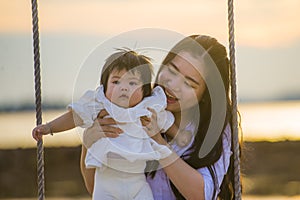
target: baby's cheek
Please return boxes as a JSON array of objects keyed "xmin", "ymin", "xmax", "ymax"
[
  {"xmin": 105, "ymin": 85, "xmax": 115, "ymax": 102},
  {"xmin": 129, "ymin": 89, "xmax": 143, "ymax": 107}
]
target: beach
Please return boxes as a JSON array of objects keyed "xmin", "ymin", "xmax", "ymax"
[
  {"xmin": 0, "ymin": 101, "xmax": 300, "ymax": 198},
  {"xmin": 1, "ymin": 141, "xmax": 300, "ymax": 198}
]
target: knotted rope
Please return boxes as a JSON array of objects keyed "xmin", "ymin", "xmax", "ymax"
[
  {"xmin": 30, "ymin": 0, "xmax": 45, "ymax": 199},
  {"xmin": 227, "ymin": 0, "xmax": 242, "ymax": 199},
  {"xmin": 29, "ymin": 1, "xmax": 241, "ymax": 199}
]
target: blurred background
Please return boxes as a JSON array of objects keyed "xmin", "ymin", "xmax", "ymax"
[{"xmin": 1, "ymin": 0, "xmax": 300, "ymax": 199}]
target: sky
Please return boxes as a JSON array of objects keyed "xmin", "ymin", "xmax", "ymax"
[{"xmin": 1, "ymin": 0, "xmax": 300, "ymax": 107}]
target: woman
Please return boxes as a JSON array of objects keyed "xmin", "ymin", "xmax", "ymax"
[{"xmin": 81, "ymin": 35, "xmax": 237, "ymax": 199}]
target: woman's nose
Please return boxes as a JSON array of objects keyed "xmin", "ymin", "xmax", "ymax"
[{"xmin": 166, "ymin": 77, "xmax": 181, "ymax": 92}]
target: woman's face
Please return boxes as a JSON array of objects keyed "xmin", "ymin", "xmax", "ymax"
[{"xmin": 157, "ymin": 51, "xmax": 206, "ymax": 113}]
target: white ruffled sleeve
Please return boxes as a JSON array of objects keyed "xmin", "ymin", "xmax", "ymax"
[{"xmin": 67, "ymin": 88, "xmax": 104, "ymax": 128}]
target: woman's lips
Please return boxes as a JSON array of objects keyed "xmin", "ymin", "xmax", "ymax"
[{"xmin": 165, "ymin": 89, "xmax": 178, "ymax": 104}]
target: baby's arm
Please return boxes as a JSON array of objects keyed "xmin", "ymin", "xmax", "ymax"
[
  {"xmin": 32, "ymin": 110, "xmax": 83, "ymax": 141},
  {"xmin": 47, "ymin": 110, "xmax": 83, "ymax": 133}
]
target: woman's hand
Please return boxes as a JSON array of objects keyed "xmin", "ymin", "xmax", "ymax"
[{"xmin": 82, "ymin": 110, "xmax": 123, "ymax": 148}]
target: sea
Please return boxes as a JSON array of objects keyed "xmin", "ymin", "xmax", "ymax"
[{"xmin": 1, "ymin": 101, "xmax": 300, "ymax": 149}]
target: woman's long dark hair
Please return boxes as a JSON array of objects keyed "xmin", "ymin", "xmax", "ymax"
[{"xmin": 149, "ymin": 35, "xmax": 236, "ymax": 199}]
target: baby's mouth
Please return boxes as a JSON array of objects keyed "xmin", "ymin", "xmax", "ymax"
[{"xmin": 119, "ymin": 94, "xmax": 129, "ymax": 98}]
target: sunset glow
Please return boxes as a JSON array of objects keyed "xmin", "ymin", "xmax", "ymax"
[
  {"xmin": 1, "ymin": 0, "xmax": 300, "ymax": 47},
  {"xmin": 1, "ymin": 0, "xmax": 300, "ymax": 147}
]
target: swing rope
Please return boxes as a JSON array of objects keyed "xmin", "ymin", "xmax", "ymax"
[
  {"xmin": 30, "ymin": 0, "xmax": 241, "ymax": 199},
  {"xmin": 227, "ymin": 0, "xmax": 242, "ymax": 199},
  {"xmin": 30, "ymin": 0, "xmax": 45, "ymax": 199}
]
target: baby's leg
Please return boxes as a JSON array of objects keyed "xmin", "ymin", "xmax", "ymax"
[
  {"xmin": 132, "ymin": 180, "xmax": 154, "ymax": 200},
  {"xmin": 93, "ymin": 167, "xmax": 121, "ymax": 199},
  {"xmin": 93, "ymin": 159, "xmax": 153, "ymax": 200}
]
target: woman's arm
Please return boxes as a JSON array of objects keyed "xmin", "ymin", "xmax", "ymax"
[
  {"xmin": 142, "ymin": 109, "xmax": 205, "ymax": 200},
  {"xmin": 163, "ymin": 155, "xmax": 205, "ymax": 200},
  {"xmin": 152, "ymin": 135, "xmax": 205, "ymax": 200},
  {"xmin": 80, "ymin": 145, "xmax": 95, "ymax": 195}
]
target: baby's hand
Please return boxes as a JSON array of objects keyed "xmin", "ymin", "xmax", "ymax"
[
  {"xmin": 141, "ymin": 108, "xmax": 160, "ymax": 138},
  {"xmin": 32, "ymin": 124, "xmax": 51, "ymax": 141}
]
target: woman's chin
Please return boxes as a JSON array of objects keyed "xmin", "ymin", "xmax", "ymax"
[{"xmin": 166, "ymin": 100, "xmax": 180, "ymax": 112}]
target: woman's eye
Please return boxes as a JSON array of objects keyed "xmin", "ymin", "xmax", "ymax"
[
  {"xmin": 184, "ymin": 80, "xmax": 196, "ymax": 89},
  {"xmin": 168, "ymin": 66, "xmax": 178, "ymax": 75},
  {"xmin": 112, "ymin": 80, "xmax": 120, "ymax": 84},
  {"xmin": 184, "ymin": 81, "xmax": 192, "ymax": 87}
]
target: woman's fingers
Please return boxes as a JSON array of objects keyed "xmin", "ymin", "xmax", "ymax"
[
  {"xmin": 104, "ymin": 132, "xmax": 119, "ymax": 138},
  {"xmin": 97, "ymin": 117, "xmax": 117, "ymax": 126},
  {"xmin": 92, "ymin": 120, "xmax": 122, "ymax": 134},
  {"xmin": 97, "ymin": 109, "xmax": 109, "ymax": 118},
  {"xmin": 82, "ymin": 108, "xmax": 123, "ymax": 148},
  {"xmin": 83, "ymin": 128, "xmax": 120, "ymax": 148},
  {"xmin": 97, "ymin": 109, "xmax": 117, "ymax": 125},
  {"xmin": 90, "ymin": 120, "xmax": 123, "ymax": 135},
  {"xmin": 83, "ymin": 113, "xmax": 123, "ymax": 148},
  {"xmin": 99, "ymin": 125, "xmax": 123, "ymax": 134}
]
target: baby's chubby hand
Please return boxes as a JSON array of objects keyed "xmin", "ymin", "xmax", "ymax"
[
  {"xmin": 32, "ymin": 124, "xmax": 52, "ymax": 141},
  {"xmin": 140, "ymin": 108, "xmax": 160, "ymax": 137}
]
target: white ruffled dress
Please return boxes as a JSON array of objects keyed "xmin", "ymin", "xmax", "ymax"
[{"xmin": 68, "ymin": 86, "xmax": 174, "ymax": 170}]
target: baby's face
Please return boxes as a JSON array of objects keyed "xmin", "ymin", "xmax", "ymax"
[{"xmin": 105, "ymin": 68, "xmax": 144, "ymax": 108}]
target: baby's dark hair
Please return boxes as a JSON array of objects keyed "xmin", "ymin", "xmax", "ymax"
[{"xmin": 100, "ymin": 48, "xmax": 154, "ymax": 97}]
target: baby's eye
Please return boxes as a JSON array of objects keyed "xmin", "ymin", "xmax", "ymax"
[
  {"xmin": 112, "ymin": 80, "xmax": 120, "ymax": 84},
  {"xmin": 129, "ymin": 81, "xmax": 138, "ymax": 86}
]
